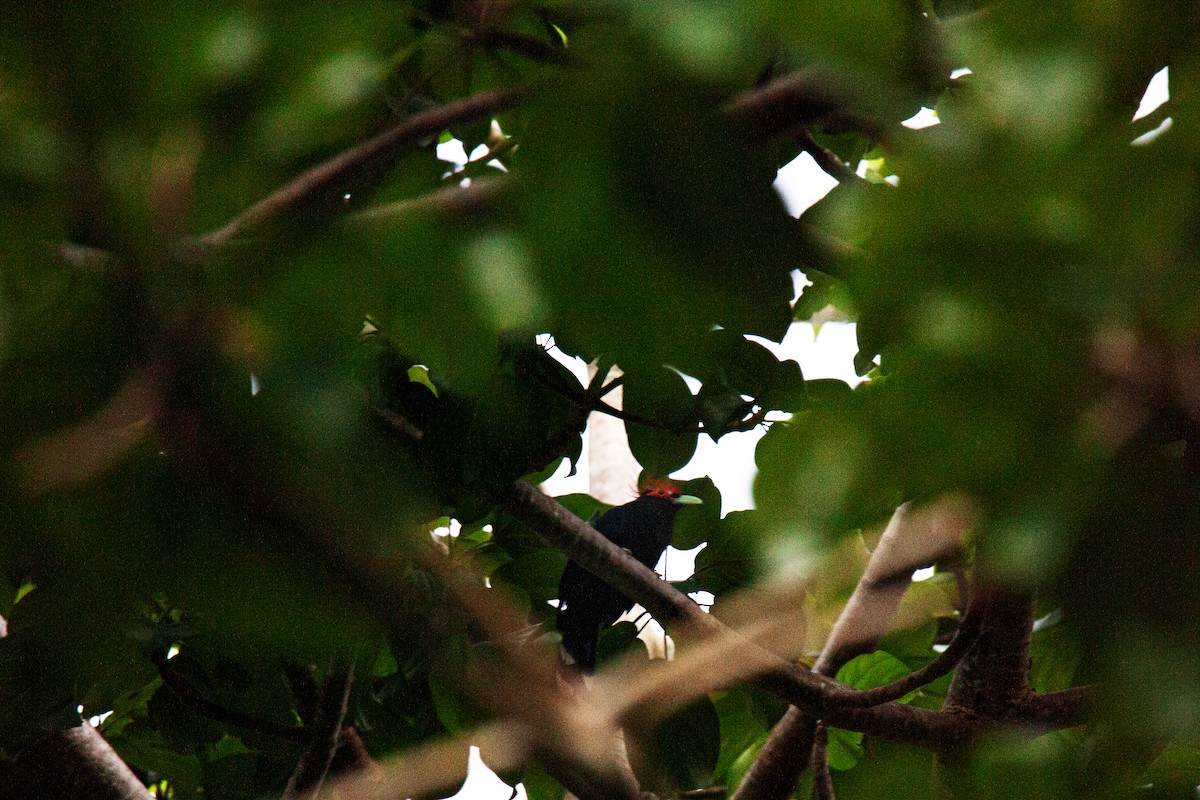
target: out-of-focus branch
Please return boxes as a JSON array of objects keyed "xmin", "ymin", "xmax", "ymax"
[
  {"xmin": 16, "ymin": 369, "xmax": 160, "ymax": 498},
  {"xmin": 196, "ymin": 85, "xmax": 527, "ymax": 250},
  {"xmin": 723, "ymin": 69, "xmax": 884, "ymax": 140},
  {"xmin": 52, "ymin": 241, "xmax": 116, "ymax": 272},
  {"xmin": 325, "ymin": 723, "xmax": 534, "ymax": 800}
]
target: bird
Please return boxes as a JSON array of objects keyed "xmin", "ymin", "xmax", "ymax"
[{"xmin": 555, "ymin": 477, "xmax": 702, "ymax": 672}]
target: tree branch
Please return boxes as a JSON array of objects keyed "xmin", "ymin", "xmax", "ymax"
[
  {"xmin": 0, "ymin": 615, "xmax": 146, "ymax": 800},
  {"xmin": 723, "ymin": 69, "xmax": 884, "ymax": 140},
  {"xmin": 943, "ymin": 586, "xmax": 1035, "ymax": 718},
  {"xmin": 796, "ymin": 127, "xmax": 861, "ymax": 184},
  {"xmin": 730, "ymin": 711, "xmax": 817, "ymax": 800},
  {"xmin": 1016, "ymin": 686, "xmax": 1095, "ymax": 730},
  {"xmin": 344, "ymin": 177, "xmax": 508, "ymax": 228},
  {"xmin": 525, "ymin": 362, "xmax": 769, "ymax": 437},
  {"xmin": 282, "ymin": 660, "xmax": 354, "ymax": 800},
  {"xmin": 733, "ymin": 498, "xmax": 973, "ymax": 799},
  {"xmin": 196, "ymin": 85, "xmax": 527, "ymax": 250},
  {"xmin": 154, "ymin": 655, "xmax": 309, "ymax": 743},
  {"xmin": 811, "ymin": 723, "xmax": 836, "ymax": 800},
  {"xmin": 0, "ymin": 725, "xmax": 151, "ymax": 800}
]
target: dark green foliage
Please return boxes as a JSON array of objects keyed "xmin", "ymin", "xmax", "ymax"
[
  {"xmin": 632, "ymin": 692, "xmax": 721, "ymax": 793},
  {"xmin": 4, "ymin": 1, "xmax": 1200, "ymax": 798}
]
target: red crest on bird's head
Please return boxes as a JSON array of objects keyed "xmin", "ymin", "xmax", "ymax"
[{"xmin": 639, "ymin": 476, "xmax": 683, "ymax": 501}]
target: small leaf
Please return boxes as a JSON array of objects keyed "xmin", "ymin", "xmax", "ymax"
[
  {"xmin": 825, "ymin": 725, "xmax": 865, "ymax": 771},
  {"xmin": 836, "ymin": 650, "xmax": 914, "ymax": 701}
]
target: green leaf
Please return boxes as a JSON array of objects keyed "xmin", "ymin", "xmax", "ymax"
[
  {"xmin": 623, "ymin": 366, "xmax": 699, "ymax": 475},
  {"xmin": 521, "ymin": 761, "xmax": 566, "ymax": 800},
  {"xmin": 836, "ymin": 651, "xmax": 915, "ymax": 700},
  {"xmin": 692, "ymin": 511, "xmax": 771, "ymax": 595},
  {"xmin": 711, "ymin": 688, "xmax": 770, "ymax": 786},
  {"xmin": 826, "ymin": 725, "xmax": 865, "ymax": 771},
  {"xmin": 670, "ymin": 476, "xmax": 723, "ymax": 550},
  {"xmin": 635, "ymin": 693, "xmax": 721, "ymax": 793},
  {"xmin": 723, "ymin": 731, "xmax": 770, "ymax": 798},
  {"xmin": 490, "ymin": 550, "xmax": 568, "ymax": 606}
]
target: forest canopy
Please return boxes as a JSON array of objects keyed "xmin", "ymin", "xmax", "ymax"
[{"xmin": 3, "ymin": 2, "xmax": 1200, "ymax": 799}]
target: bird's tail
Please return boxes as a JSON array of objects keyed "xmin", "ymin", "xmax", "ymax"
[{"xmin": 557, "ymin": 607, "xmax": 598, "ymax": 673}]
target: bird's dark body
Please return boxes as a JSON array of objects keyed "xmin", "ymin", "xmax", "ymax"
[{"xmin": 556, "ymin": 494, "xmax": 681, "ymax": 672}]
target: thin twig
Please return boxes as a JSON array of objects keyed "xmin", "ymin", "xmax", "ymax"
[
  {"xmin": 282, "ymin": 659, "xmax": 354, "ymax": 800},
  {"xmin": 796, "ymin": 127, "xmax": 861, "ymax": 184},
  {"xmin": 528, "ymin": 365, "xmax": 768, "ymax": 437},
  {"xmin": 345, "ymin": 177, "xmax": 507, "ymax": 228},
  {"xmin": 812, "ymin": 723, "xmax": 835, "ymax": 800},
  {"xmin": 828, "ymin": 604, "xmax": 981, "ymax": 709}
]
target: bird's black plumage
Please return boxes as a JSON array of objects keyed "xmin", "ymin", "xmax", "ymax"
[{"xmin": 555, "ymin": 484, "xmax": 687, "ymax": 672}]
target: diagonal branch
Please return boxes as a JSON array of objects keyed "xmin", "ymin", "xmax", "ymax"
[
  {"xmin": 796, "ymin": 127, "xmax": 861, "ymax": 184},
  {"xmin": 723, "ymin": 68, "xmax": 885, "ymax": 140},
  {"xmin": 53, "ymin": 67, "xmax": 878, "ymax": 272},
  {"xmin": 0, "ymin": 616, "xmax": 147, "ymax": 800},
  {"xmin": 488, "ymin": 480, "xmax": 963, "ymax": 731},
  {"xmin": 196, "ymin": 85, "xmax": 527, "ymax": 250}
]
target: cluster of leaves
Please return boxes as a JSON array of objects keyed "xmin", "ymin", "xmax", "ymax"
[{"xmin": 5, "ymin": 0, "xmax": 1200, "ymax": 799}]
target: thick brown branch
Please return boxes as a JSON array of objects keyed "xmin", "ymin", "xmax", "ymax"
[
  {"xmin": 0, "ymin": 725, "xmax": 150, "ymax": 800},
  {"xmin": 197, "ymin": 85, "xmax": 526, "ymax": 249},
  {"xmin": 1017, "ymin": 686, "xmax": 1095, "ymax": 730},
  {"xmin": 820, "ymin": 701, "xmax": 974, "ymax": 751},
  {"xmin": 943, "ymin": 586, "xmax": 1035, "ymax": 717}
]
